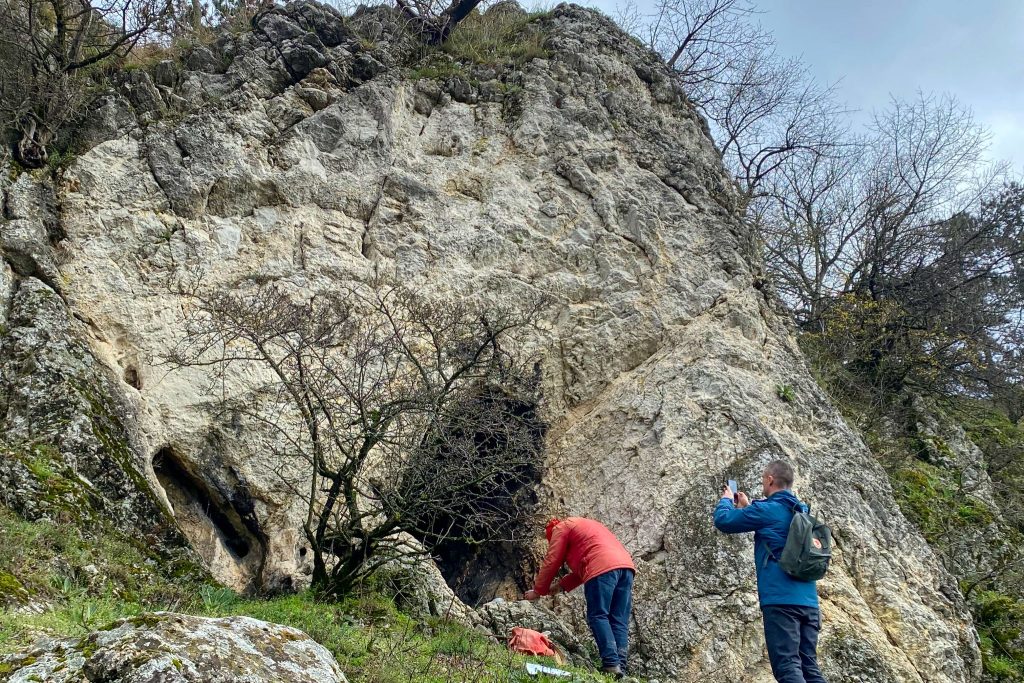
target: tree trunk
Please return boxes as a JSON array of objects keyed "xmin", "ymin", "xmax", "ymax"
[
  {"xmin": 14, "ymin": 118, "xmax": 49, "ymax": 169},
  {"xmin": 311, "ymin": 551, "xmax": 329, "ymax": 592}
]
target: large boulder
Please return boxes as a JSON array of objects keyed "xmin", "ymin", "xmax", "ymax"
[
  {"xmin": 0, "ymin": 613, "xmax": 348, "ymax": 683},
  {"xmin": 0, "ymin": 2, "xmax": 982, "ymax": 681}
]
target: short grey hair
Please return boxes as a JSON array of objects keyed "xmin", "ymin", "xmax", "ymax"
[{"xmin": 764, "ymin": 460, "xmax": 795, "ymax": 489}]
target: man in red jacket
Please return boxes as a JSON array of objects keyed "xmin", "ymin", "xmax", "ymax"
[{"xmin": 524, "ymin": 517, "xmax": 636, "ymax": 678}]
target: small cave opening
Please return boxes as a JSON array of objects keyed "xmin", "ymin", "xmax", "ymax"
[
  {"xmin": 153, "ymin": 447, "xmax": 251, "ymax": 559},
  {"xmin": 435, "ymin": 535, "xmax": 539, "ymax": 606},
  {"xmin": 123, "ymin": 365, "xmax": 141, "ymax": 390},
  {"xmin": 409, "ymin": 384, "xmax": 547, "ymax": 607}
]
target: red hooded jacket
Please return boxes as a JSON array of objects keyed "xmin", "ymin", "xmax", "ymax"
[{"xmin": 533, "ymin": 517, "xmax": 635, "ymax": 595}]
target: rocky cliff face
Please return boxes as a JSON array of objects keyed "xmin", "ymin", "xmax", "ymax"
[{"xmin": 0, "ymin": 2, "xmax": 981, "ymax": 681}]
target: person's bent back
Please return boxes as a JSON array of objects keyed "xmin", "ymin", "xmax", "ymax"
[
  {"xmin": 525, "ymin": 517, "xmax": 635, "ymax": 679},
  {"xmin": 532, "ymin": 518, "xmax": 634, "ymax": 595}
]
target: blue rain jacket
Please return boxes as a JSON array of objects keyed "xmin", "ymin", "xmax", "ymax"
[{"xmin": 713, "ymin": 489, "xmax": 819, "ymax": 608}]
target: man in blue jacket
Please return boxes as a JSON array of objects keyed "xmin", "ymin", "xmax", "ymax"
[{"xmin": 714, "ymin": 460, "xmax": 828, "ymax": 683}]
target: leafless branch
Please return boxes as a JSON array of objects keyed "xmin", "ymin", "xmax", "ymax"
[{"xmin": 167, "ymin": 278, "xmax": 547, "ymax": 598}]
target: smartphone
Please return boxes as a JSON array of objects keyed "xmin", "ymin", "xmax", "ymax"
[{"xmin": 727, "ymin": 480, "xmax": 738, "ymax": 495}]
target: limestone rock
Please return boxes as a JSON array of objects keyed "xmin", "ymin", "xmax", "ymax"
[
  {"xmin": 154, "ymin": 60, "xmax": 179, "ymax": 88},
  {"xmin": 78, "ymin": 94, "xmax": 138, "ymax": 150},
  {"xmin": 0, "ymin": 277, "xmax": 180, "ymax": 543},
  {"xmin": 123, "ymin": 69, "xmax": 166, "ymax": 116},
  {"xmin": 478, "ymin": 598, "xmax": 592, "ymax": 665},
  {"xmin": 0, "ymin": 2, "xmax": 984, "ymax": 681},
  {"xmin": 0, "ymin": 612, "xmax": 349, "ymax": 682},
  {"xmin": 4, "ymin": 173, "xmax": 57, "ymax": 223},
  {"xmin": 912, "ymin": 395, "xmax": 996, "ymax": 504},
  {"xmin": 0, "ymin": 258, "xmax": 13, "ymax": 327},
  {"xmin": 1, "ymin": 175, "xmax": 62, "ymax": 290},
  {"xmin": 0, "ymin": 219, "xmax": 61, "ymax": 291},
  {"xmin": 374, "ymin": 535, "xmax": 482, "ymax": 628},
  {"xmin": 184, "ymin": 43, "xmax": 227, "ymax": 73}
]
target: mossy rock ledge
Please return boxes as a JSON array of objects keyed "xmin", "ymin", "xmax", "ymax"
[{"xmin": 0, "ymin": 612, "xmax": 348, "ymax": 683}]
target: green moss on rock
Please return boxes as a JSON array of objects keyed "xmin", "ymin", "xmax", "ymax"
[
  {"xmin": 891, "ymin": 461, "xmax": 994, "ymax": 545},
  {"xmin": 0, "ymin": 570, "xmax": 29, "ymax": 603}
]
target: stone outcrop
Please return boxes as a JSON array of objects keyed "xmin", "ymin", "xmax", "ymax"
[
  {"xmin": 0, "ymin": 2, "xmax": 982, "ymax": 681},
  {"xmin": 479, "ymin": 597, "xmax": 594, "ymax": 665},
  {"xmin": 0, "ymin": 613, "xmax": 348, "ymax": 682}
]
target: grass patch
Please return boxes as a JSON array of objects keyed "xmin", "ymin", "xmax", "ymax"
[
  {"xmin": 890, "ymin": 461, "xmax": 995, "ymax": 545},
  {"xmin": 973, "ymin": 590, "xmax": 1024, "ymax": 681},
  {"xmin": 410, "ymin": 8, "xmax": 550, "ymax": 81},
  {"xmin": 0, "ymin": 506, "xmax": 210, "ymax": 653},
  {"xmin": 204, "ymin": 592, "xmax": 608, "ymax": 683},
  {"xmin": 0, "ymin": 442, "xmax": 210, "ymax": 653},
  {"xmin": 0, "ymin": 502, "xmax": 624, "ymax": 681},
  {"xmin": 409, "ymin": 59, "xmax": 469, "ymax": 81},
  {"xmin": 954, "ymin": 400, "xmax": 1024, "ymax": 485},
  {"xmin": 1, "ymin": 575, "xmax": 617, "ymax": 682},
  {"xmin": 441, "ymin": 10, "xmax": 549, "ymax": 66}
]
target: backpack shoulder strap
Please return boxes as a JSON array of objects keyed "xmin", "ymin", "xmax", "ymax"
[{"xmin": 761, "ymin": 540, "xmax": 775, "ymax": 568}]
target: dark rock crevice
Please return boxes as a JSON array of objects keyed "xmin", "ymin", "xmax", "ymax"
[
  {"xmin": 154, "ymin": 447, "xmax": 254, "ymax": 559},
  {"xmin": 153, "ymin": 446, "xmax": 265, "ymax": 591},
  {"xmin": 418, "ymin": 388, "xmax": 547, "ymax": 606}
]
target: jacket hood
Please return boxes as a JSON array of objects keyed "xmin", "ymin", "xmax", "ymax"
[{"xmin": 767, "ymin": 489, "xmax": 804, "ymax": 510}]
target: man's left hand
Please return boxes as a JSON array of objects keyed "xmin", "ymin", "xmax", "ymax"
[
  {"xmin": 524, "ymin": 590, "xmax": 539, "ymax": 601},
  {"xmin": 721, "ymin": 485, "xmax": 735, "ymax": 501}
]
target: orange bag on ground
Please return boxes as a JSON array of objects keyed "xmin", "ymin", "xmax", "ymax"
[{"xmin": 508, "ymin": 627, "xmax": 556, "ymax": 658}]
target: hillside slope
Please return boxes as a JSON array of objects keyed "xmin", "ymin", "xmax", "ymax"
[{"xmin": 0, "ymin": 3, "xmax": 980, "ymax": 680}]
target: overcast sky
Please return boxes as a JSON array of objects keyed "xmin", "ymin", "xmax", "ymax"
[{"xmin": 583, "ymin": 0, "xmax": 1024, "ymax": 172}]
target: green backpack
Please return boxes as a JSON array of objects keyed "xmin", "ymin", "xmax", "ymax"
[{"xmin": 771, "ymin": 501, "xmax": 832, "ymax": 582}]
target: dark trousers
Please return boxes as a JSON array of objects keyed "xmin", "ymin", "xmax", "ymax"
[
  {"xmin": 583, "ymin": 568, "xmax": 634, "ymax": 669},
  {"xmin": 762, "ymin": 605, "xmax": 828, "ymax": 683}
]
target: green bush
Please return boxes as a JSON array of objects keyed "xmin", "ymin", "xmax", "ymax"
[{"xmin": 973, "ymin": 590, "xmax": 1024, "ymax": 680}]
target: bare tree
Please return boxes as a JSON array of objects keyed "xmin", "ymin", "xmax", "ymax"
[
  {"xmin": 710, "ymin": 50, "xmax": 846, "ymax": 202},
  {"xmin": 0, "ymin": 0, "xmax": 170, "ymax": 167},
  {"xmin": 755, "ymin": 141, "xmax": 872, "ymax": 324},
  {"xmin": 759, "ymin": 94, "xmax": 1019, "ymax": 397},
  {"xmin": 168, "ymin": 279, "xmax": 546, "ymax": 598},
  {"xmin": 848, "ymin": 94, "xmax": 1002, "ymax": 296},
  {"xmin": 618, "ymin": 0, "xmax": 846, "ymax": 202},
  {"xmin": 395, "ymin": 0, "xmax": 487, "ymax": 44},
  {"xmin": 636, "ymin": 0, "xmax": 763, "ymax": 104},
  {"xmin": 759, "ymin": 93, "xmax": 1005, "ymax": 325}
]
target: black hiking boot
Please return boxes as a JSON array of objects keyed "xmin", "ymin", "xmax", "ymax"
[{"xmin": 601, "ymin": 664, "xmax": 624, "ymax": 679}]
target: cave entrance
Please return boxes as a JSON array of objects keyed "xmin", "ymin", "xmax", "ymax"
[
  {"xmin": 416, "ymin": 386, "xmax": 547, "ymax": 607},
  {"xmin": 434, "ymin": 536, "xmax": 538, "ymax": 606},
  {"xmin": 153, "ymin": 447, "xmax": 263, "ymax": 592}
]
